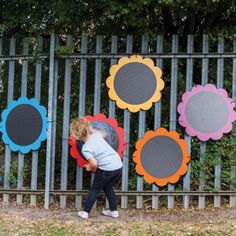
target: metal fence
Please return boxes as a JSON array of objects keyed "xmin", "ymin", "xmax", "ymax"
[{"xmin": 0, "ymin": 34, "xmax": 236, "ymax": 210}]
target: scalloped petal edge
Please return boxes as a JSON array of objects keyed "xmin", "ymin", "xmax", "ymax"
[
  {"xmin": 0, "ymin": 96, "xmax": 48, "ymax": 154},
  {"xmin": 177, "ymin": 84, "xmax": 236, "ymax": 141},
  {"xmin": 105, "ymin": 55, "xmax": 164, "ymax": 113},
  {"xmin": 132, "ymin": 128, "xmax": 190, "ymax": 187}
]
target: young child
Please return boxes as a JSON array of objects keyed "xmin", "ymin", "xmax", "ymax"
[{"xmin": 70, "ymin": 117, "xmax": 123, "ymax": 219}]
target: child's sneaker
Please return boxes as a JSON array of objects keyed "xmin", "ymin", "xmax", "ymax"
[
  {"xmin": 78, "ymin": 211, "xmax": 88, "ymax": 219},
  {"xmin": 102, "ymin": 209, "xmax": 119, "ymax": 218}
]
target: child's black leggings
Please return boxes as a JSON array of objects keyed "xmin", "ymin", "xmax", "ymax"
[{"xmin": 84, "ymin": 168, "xmax": 122, "ymax": 213}]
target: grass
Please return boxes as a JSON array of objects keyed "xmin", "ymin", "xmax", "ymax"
[
  {"xmin": 0, "ymin": 205, "xmax": 235, "ymax": 235},
  {"xmin": 0, "ymin": 215, "xmax": 235, "ymax": 236}
]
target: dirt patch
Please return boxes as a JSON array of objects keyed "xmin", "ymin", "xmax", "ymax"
[
  {"xmin": 0, "ymin": 203, "xmax": 235, "ymax": 235},
  {"xmin": 1, "ymin": 203, "xmax": 236, "ymax": 223}
]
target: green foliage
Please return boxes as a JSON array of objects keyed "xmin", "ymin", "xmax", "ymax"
[
  {"xmin": 189, "ymin": 133, "xmax": 236, "ymax": 191},
  {"xmin": 6, "ymin": 159, "xmax": 17, "ymax": 186},
  {"xmin": 29, "ymin": 39, "xmax": 43, "ymax": 62},
  {"xmin": 1, "ymin": 0, "xmax": 235, "ymax": 37},
  {"xmin": 55, "ymin": 45, "xmax": 74, "ymax": 55},
  {"xmin": 3, "ymin": 157, "xmax": 32, "ymax": 187}
]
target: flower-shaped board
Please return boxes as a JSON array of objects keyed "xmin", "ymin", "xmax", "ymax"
[
  {"xmin": 177, "ymin": 84, "xmax": 236, "ymax": 141},
  {"xmin": 106, "ymin": 55, "xmax": 164, "ymax": 112},
  {"xmin": 69, "ymin": 113, "xmax": 126, "ymax": 170},
  {"xmin": 133, "ymin": 128, "xmax": 190, "ymax": 187},
  {"xmin": 0, "ymin": 96, "xmax": 48, "ymax": 154}
]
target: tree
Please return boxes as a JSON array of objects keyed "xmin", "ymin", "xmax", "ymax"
[{"xmin": 1, "ymin": 0, "xmax": 235, "ymax": 37}]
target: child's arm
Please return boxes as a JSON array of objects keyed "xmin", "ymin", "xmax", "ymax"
[
  {"xmin": 84, "ymin": 156, "xmax": 97, "ymax": 171},
  {"xmin": 89, "ymin": 125, "xmax": 107, "ymax": 138},
  {"xmin": 93, "ymin": 129, "xmax": 107, "ymax": 138}
]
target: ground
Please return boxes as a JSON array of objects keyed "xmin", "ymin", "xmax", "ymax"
[{"xmin": 0, "ymin": 203, "xmax": 235, "ymax": 235}]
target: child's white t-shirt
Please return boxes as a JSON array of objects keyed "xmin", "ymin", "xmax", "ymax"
[{"xmin": 82, "ymin": 132, "xmax": 123, "ymax": 171}]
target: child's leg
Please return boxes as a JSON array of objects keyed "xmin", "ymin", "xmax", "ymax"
[
  {"xmin": 103, "ymin": 168, "xmax": 122, "ymax": 211},
  {"xmin": 84, "ymin": 169, "xmax": 105, "ymax": 213}
]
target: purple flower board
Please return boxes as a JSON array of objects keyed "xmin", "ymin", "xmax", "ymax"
[{"xmin": 177, "ymin": 84, "xmax": 236, "ymax": 141}]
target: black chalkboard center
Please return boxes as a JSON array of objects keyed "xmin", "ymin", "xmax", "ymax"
[
  {"xmin": 6, "ymin": 104, "xmax": 43, "ymax": 146},
  {"xmin": 114, "ymin": 62, "xmax": 157, "ymax": 105},
  {"xmin": 91, "ymin": 121, "xmax": 119, "ymax": 151},
  {"xmin": 140, "ymin": 136, "xmax": 183, "ymax": 178},
  {"xmin": 185, "ymin": 91, "xmax": 229, "ymax": 133}
]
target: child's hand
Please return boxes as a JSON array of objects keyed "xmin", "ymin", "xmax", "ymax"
[{"xmin": 84, "ymin": 164, "xmax": 92, "ymax": 171}]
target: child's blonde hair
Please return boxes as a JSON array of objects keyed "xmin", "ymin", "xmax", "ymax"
[{"xmin": 70, "ymin": 117, "xmax": 91, "ymax": 140}]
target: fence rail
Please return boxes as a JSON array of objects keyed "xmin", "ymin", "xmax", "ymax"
[
  {"xmin": 0, "ymin": 34, "xmax": 236, "ymax": 210},
  {"xmin": 1, "ymin": 52, "xmax": 236, "ymax": 61},
  {"xmin": 1, "ymin": 189, "xmax": 236, "ymax": 196}
]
